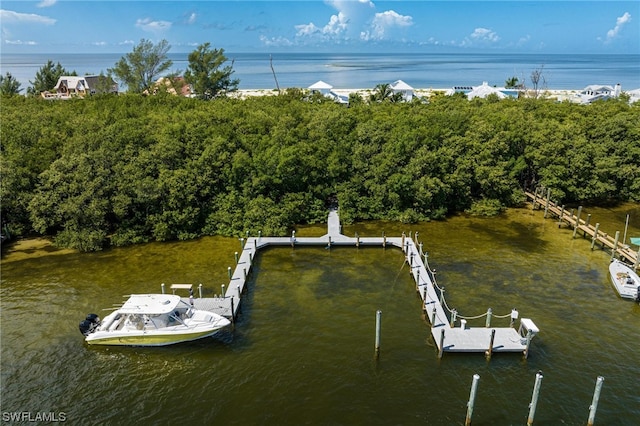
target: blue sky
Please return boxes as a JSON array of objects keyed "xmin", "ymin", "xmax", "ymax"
[{"xmin": 1, "ymin": 1, "xmax": 638, "ymax": 54}]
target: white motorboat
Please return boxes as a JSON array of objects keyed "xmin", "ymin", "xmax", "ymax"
[
  {"xmin": 608, "ymin": 259, "xmax": 640, "ymax": 302},
  {"xmin": 79, "ymin": 294, "xmax": 231, "ymax": 346}
]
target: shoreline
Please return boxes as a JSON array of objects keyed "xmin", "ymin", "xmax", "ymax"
[{"xmin": 231, "ymin": 88, "xmax": 587, "ymax": 102}]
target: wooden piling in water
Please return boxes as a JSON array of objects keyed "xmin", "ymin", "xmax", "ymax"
[
  {"xmin": 527, "ymin": 371, "xmax": 543, "ymax": 426},
  {"xmin": 587, "ymin": 376, "xmax": 604, "ymax": 426},
  {"xmin": 465, "ymin": 374, "xmax": 480, "ymax": 426}
]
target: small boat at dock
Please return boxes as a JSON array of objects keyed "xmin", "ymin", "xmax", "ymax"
[
  {"xmin": 608, "ymin": 259, "xmax": 640, "ymax": 302},
  {"xmin": 79, "ymin": 294, "xmax": 231, "ymax": 346}
]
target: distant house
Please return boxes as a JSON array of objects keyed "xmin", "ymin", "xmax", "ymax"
[
  {"xmin": 446, "ymin": 82, "xmax": 519, "ymax": 99},
  {"xmin": 626, "ymin": 88, "xmax": 640, "ymax": 104},
  {"xmin": 43, "ymin": 75, "xmax": 118, "ymax": 98},
  {"xmin": 308, "ymin": 80, "xmax": 349, "ymax": 104},
  {"xmin": 390, "ymin": 80, "xmax": 414, "ymax": 101},
  {"xmin": 577, "ymin": 84, "xmax": 621, "ymax": 104},
  {"xmin": 149, "ymin": 77, "xmax": 194, "ymax": 97}
]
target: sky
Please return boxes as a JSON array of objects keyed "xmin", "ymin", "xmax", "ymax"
[{"xmin": 1, "ymin": 1, "xmax": 639, "ymax": 54}]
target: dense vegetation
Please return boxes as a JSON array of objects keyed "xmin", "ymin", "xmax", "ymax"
[{"xmin": 1, "ymin": 92, "xmax": 638, "ymax": 251}]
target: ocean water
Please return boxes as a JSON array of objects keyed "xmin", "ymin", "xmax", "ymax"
[{"xmin": 1, "ymin": 52, "xmax": 639, "ymax": 92}]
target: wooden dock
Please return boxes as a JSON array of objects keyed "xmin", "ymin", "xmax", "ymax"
[
  {"xmin": 527, "ymin": 189, "xmax": 639, "ymax": 269},
  {"xmin": 174, "ymin": 209, "xmax": 539, "ymax": 357}
]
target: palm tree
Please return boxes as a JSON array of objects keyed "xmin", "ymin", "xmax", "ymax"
[{"xmin": 369, "ymin": 83, "xmax": 393, "ymax": 102}]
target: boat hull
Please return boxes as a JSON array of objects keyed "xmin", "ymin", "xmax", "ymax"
[
  {"xmin": 86, "ymin": 327, "xmax": 226, "ymax": 346},
  {"xmin": 608, "ymin": 260, "xmax": 640, "ymax": 301}
]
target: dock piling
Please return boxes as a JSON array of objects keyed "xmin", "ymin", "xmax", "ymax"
[
  {"xmin": 235, "ymin": 251, "xmax": 239, "ymax": 263},
  {"xmin": 572, "ymin": 206, "xmax": 583, "ymax": 238},
  {"xmin": 611, "ymin": 231, "xmax": 620, "ymax": 260},
  {"xmin": 438, "ymin": 329, "xmax": 445, "ymax": 358},
  {"xmin": 450, "ymin": 309, "xmax": 457, "ymax": 327},
  {"xmin": 221, "ymin": 284, "xmax": 225, "ymax": 296},
  {"xmin": 485, "ymin": 329, "xmax": 496, "ymax": 359},
  {"xmin": 227, "ymin": 266, "xmax": 232, "ymax": 280},
  {"xmin": 527, "ymin": 371, "xmax": 543, "ymax": 426},
  {"xmin": 374, "ymin": 310, "xmax": 382, "ymax": 356},
  {"xmin": 198, "ymin": 283, "xmax": 203, "ymax": 298},
  {"xmin": 587, "ymin": 376, "xmax": 604, "ymax": 426},
  {"xmin": 465, "ymin": 374, "xmax": 480, "ymax": 426},
  {"xmin": 161, "ymin": 283, "xmax": 165, "ymax": 294},
  {"xmin": 591, "ymin": 223, "xmax": 600, "ymax": 250},
  {"xmin": 485, "ymin": 308, "xmax": 492, "ymax": 328}
]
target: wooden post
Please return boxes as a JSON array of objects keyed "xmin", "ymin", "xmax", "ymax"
[
  {"xmin": 431, "ymin": 308, "xmax": 437, "ymax": 327},
  {"xmin": 524, "ymin": 329, "xmax": 533, "ymax": 359},
  {"xmin": 416, "ymin": 269, "xmax": 420, "ymax": 289},
  {"xmin": 558, "ymin": 205, "xmax": 565, "ymax": 227},
  {"xmin": 198, "ymin": 283, "xmax": 203, "ymax": 298},
  {"xmin": 240, "ymin": 237, "xmax": 245, "ymax": 249},
  {"xmin": 591, "ymin": 223, "xmax": 600, "ymax": 250},
  {"xmin": 573, "ymin": 206, "xmax": 582, "ymax": 238},
  {"xmin": 527, "ymin": 372, "xmax": 544, "ymax": 426},
  {"xmin": 414, "ymin": 231, "xmax": 419, "ymax": 244},
  {"xmin": 611, "ymin": 231, "xmax": 620, "ymax": 260},
  {"xmin": 584, "ymin": 213, "xmax": 592, "ymax": 237},
  {"xmin": 440, "ymin": 287, "xmax": 445, "ymax": 306},
  {"xmin": 543, "ymin": 188, "xmax": 551, "ymax": 218},
  {"xmin": 485, "ymin": 329, "xmax": 496, "ymax": 359},
  {"xmin": 236, "ymin": 285, "xmax": 241, "ymax": 299},
  {"xmin": 234, "ymin": 251, "xmax": 239, "ymax": 263},
  {"xmin": 485, "ymin": 308, "xmax": 492, "ymax": 327},
  {"xmin": 374, "ymin": 310, "xmax": 382, "ymax": 357},
  {"xmin": 587, "ymin": 376, "xmax": 605, "ymax": 426},
  {"xmin": 450, "ymin": 309, "xmax": 457, "ymax": 327},
  {"xmin": 221, "ymin": 284, "xmax": 225, "ymax": 297},
  {"xmin": 422, "ymin": 288, "xmax": 428, "ymax": 312},
  {"xmin": 291, "ymin": 230, "xmax": 296, "ymax": 247},
  {"xmin": 356, "ymin": 232, "xmax": 360, "ymax": 248},
  {"xmin": 438, "ymin": 329, "xmax": 445, "ymax": 358},
  {"xmin": 419, "ymin": 242, "xmax": 423, "ymax": 255},
  {"xmin": 161, "ymin": 283, "xmax": 165, "ymax": 294},
  {"xmin": 227, "ymin": 266, "xmax": 232, "ymax": 280},
  {"xmin": 230, "ymin": 296, "xmax": 235, "ymax": 323},
  {"xmin": 243, "ymin": 267, "xmax": 247, "ymax": 281},
  {"xmin": 465, "ymin": 374, "xmax": 480, "ymax": 426}
]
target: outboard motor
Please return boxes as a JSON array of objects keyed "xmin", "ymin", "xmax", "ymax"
[{"xmin": 79, "ymin": 313, "xmax": 100, "ymax": 336}]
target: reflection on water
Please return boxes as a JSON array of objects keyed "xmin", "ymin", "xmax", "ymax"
[{"xmin": 1, "ymin": 206, "xmax": 639, "ymax": 425}]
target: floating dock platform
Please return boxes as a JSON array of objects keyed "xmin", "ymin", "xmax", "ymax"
[{"xmin": 170, "ymin": 209, "xmax": 539, "ymax": 357}]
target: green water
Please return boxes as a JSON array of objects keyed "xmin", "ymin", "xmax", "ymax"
[{"xmin": 2, "ymin": 206, "xmax": 639, "ymax": 425}]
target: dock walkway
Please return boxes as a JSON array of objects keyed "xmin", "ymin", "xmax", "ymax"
[
  {"xmin": 176, "ymin": 209, "xmax": 538, "ymax": 357},
  {"xmin": 527, "ymin": 189, "xmax": 639, "ymax": 268}
]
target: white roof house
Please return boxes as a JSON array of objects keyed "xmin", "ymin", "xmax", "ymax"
[
  {"xmin": 390, "ymin": 79, "xmax": 414, "ymax": 101},
  {"xmin": 466, "ymin": 82, "xmax": 506, "ymax": 100},
  {"xmin": 309, "ymin": 80, "xmax": 333, "ymax": 94},
  {"xmin": 577, "ymin": 84, "xmax": 621, "ymax": 104},
  {"xmin": 626, "ymin": 88, "xmax": 640, "ymax": 104},
  {"xmin": 308, "ymin": 80, "xmax": 349, "ymax": 104},
  {"xmin": 46, "ymin": 75, "xmax": 118, "ymax": 99}
]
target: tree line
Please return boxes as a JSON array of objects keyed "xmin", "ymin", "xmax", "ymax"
[
  {"xmin": 1, "ymin": 39, "xmax": 238, "ymax": 99},
  {"xmin": 1, "ymin": 83, "xmax": 638, "ymax": 251}
]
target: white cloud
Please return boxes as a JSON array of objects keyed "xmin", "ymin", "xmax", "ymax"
[
  {"xmin": 37, "ymin": 0, "xmax": 57, "ymax": 8},
  {"xmin": 366, "ymin": 10, "xmax": 413, "ymax": 40},
  {"xmin": 259, "ymin": 34, "xmax": 293, "ymax": 47},
  {"xmin": 119, "ymin": 40, "xmax": 135, "ymax": 46},
  {"xmin": 0, "ymin": 9, "xmax": 56, "ymax": 25},
  {"xmin": 470, "ymin": 28, "xmax": 500, "ymax": 43},
  {"xmin": 186, "ymin": 13, "xmax": 197, "ymax": 25},
  {"xmin": 135, "ymin": 18, "xmax": 172, "ymax": 33},
  {"xmin": 92, "ymin": 41, "xmax": 107, "ymax": 46},
  {"xmin": 605, "ymin": 12, "xmax": 631, "ymax": 42},
  {"xmin": 294, "ymin": 2, "xmax": 412, "ymax": 43}
]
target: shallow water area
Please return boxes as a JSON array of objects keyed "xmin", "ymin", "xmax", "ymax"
[{"xmin": 1, "ymin": 206, "xmax": 639, "ymax": 424}]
